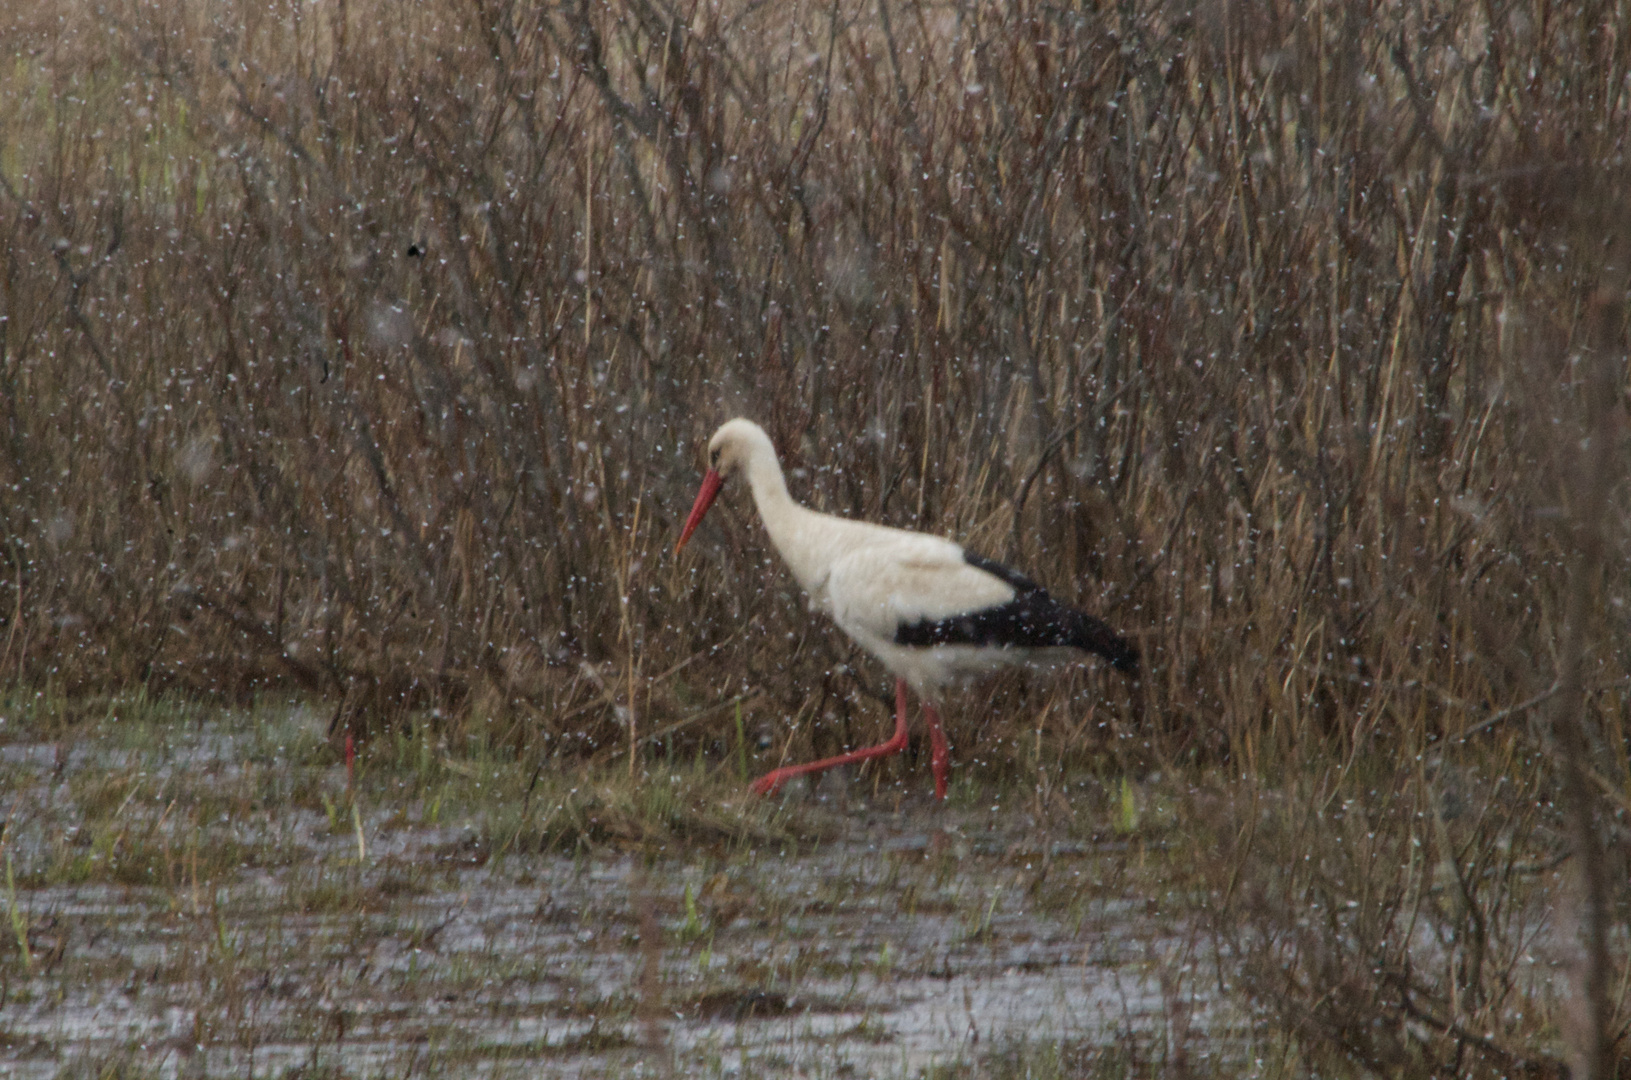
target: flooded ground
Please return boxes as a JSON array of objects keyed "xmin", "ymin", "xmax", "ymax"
[{"xmin": 0, "ymin": 705, "xmax": 1235, "ymax": 1078}]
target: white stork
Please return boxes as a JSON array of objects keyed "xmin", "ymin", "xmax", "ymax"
[{"xmin": 674, "ymin": 418, "xmax": 1138, "ymax": 800}]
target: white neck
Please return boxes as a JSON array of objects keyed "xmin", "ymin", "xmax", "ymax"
[{"xmin": 740, "ymin": 438, "xmax": 841, "ymax": 595}]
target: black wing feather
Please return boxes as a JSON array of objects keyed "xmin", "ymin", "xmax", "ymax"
[{"xmin": 893, "ymin": 551, "xmax": 1139, "ymax": 675}]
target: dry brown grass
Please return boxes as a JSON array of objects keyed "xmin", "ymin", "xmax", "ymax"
[{"xmin": 1, "ymin": 0, "xmax": 1628, "ymax": 1071}]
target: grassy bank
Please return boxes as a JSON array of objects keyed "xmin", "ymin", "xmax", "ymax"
[
  {"xmin": 2, "ymin": 697, "xmax": 1222, "ymax": 1079},
  {"xmin": 0, "ymin": 689, "xmax": 1617, "ymax": 1077}
]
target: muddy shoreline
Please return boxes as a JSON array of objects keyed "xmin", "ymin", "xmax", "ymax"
[{"xmin": 1, "ymin": 707, "xmax": 1226, "ymax": 1078}]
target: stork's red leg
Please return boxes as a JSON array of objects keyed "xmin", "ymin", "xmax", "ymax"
[
  {"xmin": 751, "ymin": 677, "xmax": 911, "ymax": 796},
  {"xmin": 922, "ymin": 702, "xmax": 949, "ymax": 800}
]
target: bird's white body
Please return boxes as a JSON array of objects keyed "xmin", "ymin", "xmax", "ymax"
[
  {"xmin": 712, "ymin": 419, "xmax": 1094, "ymax": 693},
  {"xmin": 676, "ymin": 418, "xmax": 1136, "ymax": 798}
]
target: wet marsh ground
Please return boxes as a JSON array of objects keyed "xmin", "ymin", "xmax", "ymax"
[
  {"xmin": 3, "ymin": 0, "xmax": 1628, "ymax": 1073},
  {"xmin": 2, "ymin": 698, "xmax": 1242, "ymax": 1079}
]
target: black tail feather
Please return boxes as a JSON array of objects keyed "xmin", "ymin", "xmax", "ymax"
[
  {"xmin": 894, "ymin": 587, "xmax": 1139, "ymax": 677},
  {"xmin": 1064, "ymin": 607, "xmax": 1139, "ymax": 676}
]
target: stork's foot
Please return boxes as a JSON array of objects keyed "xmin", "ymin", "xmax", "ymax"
[
  {"xmin": 748, "ymin": 677, "xmax": 913, "ymax": 799},
  {"xmin": 749, "ymin": 770, "xmax": 790, "ymax": 797},
  {"xmin": 923, "ymin": 702, "xmax": 949, "ymax": 801}
]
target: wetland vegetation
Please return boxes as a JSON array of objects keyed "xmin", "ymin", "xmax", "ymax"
[
  {"xmin": 2, "ymin": 0, "xmax": 1629, "ymax": 1074},
  {"xmin": 3, "ymin": 695, "xmax": 1225, "ymax": 1078}
]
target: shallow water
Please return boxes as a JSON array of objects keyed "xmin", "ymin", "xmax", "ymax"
[{"xmin": 0, "ymin": 710, "xmax": 1225, "ymax": 1078}]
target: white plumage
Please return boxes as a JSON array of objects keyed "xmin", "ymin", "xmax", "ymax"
[{"xmin": 675, "ymin": 418, "xmax": 1137, "ymax": 799}]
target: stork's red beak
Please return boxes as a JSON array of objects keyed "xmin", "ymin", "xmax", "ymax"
[{"xmin": 675, "ymin": 468, "xmax": 724, "ymax": 552}]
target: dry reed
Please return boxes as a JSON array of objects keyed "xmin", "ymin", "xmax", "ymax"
[{"xmin": 1, "ymin": 0, "xmax": 1628, "ymax": 1069}]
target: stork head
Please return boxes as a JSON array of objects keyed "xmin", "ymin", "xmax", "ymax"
[{"xmin": 675, "ymin": 419, "xmax": 772, "ymax": 551}]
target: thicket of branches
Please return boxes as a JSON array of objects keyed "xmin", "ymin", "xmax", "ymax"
[
  {"xmin": 3, "ymin": 0, "xmax": 1629, "ymax": 1071},
  {"xmin": 0, "ymin": 0, "xmax": 1618, "ymax": 743}
]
